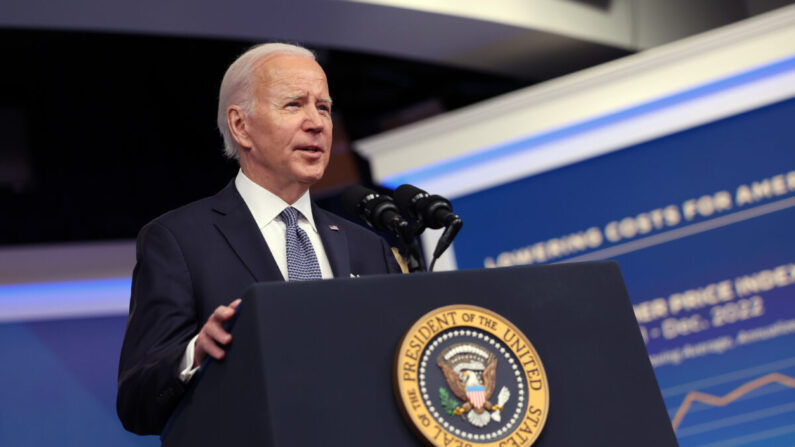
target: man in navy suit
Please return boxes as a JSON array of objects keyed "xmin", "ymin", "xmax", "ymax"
[{"xmin": 117, "ymin": 43, "xmax": 401, "ymax": 435}]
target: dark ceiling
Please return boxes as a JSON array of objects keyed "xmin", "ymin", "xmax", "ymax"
[{"xmin": 0, "ymin": 29, "xmax": 573, "ymax": 245}]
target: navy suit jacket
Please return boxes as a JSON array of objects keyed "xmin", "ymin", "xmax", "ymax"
[{"xmin": 117, "ymin": 181, "xmax": 401, "ymax": 435}]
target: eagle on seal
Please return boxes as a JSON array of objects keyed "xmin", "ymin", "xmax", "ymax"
[{"xmin": 437, "ymin": 342, "xmax": 507, "ymax": 427}]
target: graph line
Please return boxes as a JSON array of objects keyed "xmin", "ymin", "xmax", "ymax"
[
  {"xmin": 662, "ymin": 356, "xmax": 795, "ymax": 398},
  {"xmin": 677, "ymin": 402, "xmax": 795, "ymax": 437},
  {"xmin": 671, "ymin": 372, "xmax": 795, "ymax": 431}
]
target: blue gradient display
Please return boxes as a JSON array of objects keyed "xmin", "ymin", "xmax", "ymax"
[
  {"xmin": 0, "ymin": 277, "xmax": 131, "ymax": 300},
  {"xmin": 449, "ymin": 97, "xmax": 795, "ymax": 446},
  {"xmin": 0, "ymin": 317, "xmax": 157, "ymax": 446},
  {"xmin": 0, "ymin": 277, "xmax": 131, "ymax": 322}
]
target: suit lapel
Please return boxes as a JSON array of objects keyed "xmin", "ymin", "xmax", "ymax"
[
  {"xmin": 211, "ymin": 182, "xmax": 282, "ymax": 282},
  {"xmin": 313, "ymin": 204, "xmax": 350, "ymax": 278}
]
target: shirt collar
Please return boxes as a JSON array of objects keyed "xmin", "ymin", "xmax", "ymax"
[{"xmin": 234, "ymin": 170, "xmax": 317, "ymax": 232}]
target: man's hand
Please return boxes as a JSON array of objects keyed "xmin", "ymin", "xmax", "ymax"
[{"xmin": 193, "ymin": 298, "xmax": 242, "ymax": 367}]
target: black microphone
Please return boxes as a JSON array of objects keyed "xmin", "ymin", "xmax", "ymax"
[
  {"xmin": 394, "ymin": 184, "xmax": 462, "ymax": 270},
  {"xmin": 341, "ymin": 185, "xmax": 407, "ymax": 234},
  {"xmin": 393, "ymin": 184, "xmax": 460, "ymax": 229}
]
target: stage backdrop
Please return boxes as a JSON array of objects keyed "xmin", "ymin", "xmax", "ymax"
[
  {"xmin": 0, "ymin": 249, "xmax": 153, "ymax": 445},
  {"xmin": 449, "ymin": 96, "xmax": 795, "ymax": 446}
]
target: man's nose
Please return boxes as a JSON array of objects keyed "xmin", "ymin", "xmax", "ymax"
[{"xmin": 302, "ymin": 107, "xmax": 325, "ymax": 133}]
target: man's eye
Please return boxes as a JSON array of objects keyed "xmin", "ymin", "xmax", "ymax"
[
  {"xmin": 285, "ymin": 102, "xmax": 300, "ymax": 108},
  {"xmin": 318, "ymin": 105, "xmax": 331, "ymax": 113}
]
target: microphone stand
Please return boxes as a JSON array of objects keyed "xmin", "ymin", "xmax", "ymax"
[
  {"xmin": 428, "ymin": 217, "xmax": 462, "ymax": 272},
  {"xmin": 394, "ymin": 220, "xmax": 425, "ymax": 273}
]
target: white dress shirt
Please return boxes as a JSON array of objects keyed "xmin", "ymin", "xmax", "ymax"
[
  {"xmin": 233, "ymin": 170, "xmax": 333, "ymax": 280},
  {"xmin": 179, "ymin": 170, "xmax": 333, "ymax": 382}
]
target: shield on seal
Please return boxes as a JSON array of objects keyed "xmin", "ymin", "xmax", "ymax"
[{"xmin": 466, "ymin": 384, "xmax": 486, "ymax": 409}]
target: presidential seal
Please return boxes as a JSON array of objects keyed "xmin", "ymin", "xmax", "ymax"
[{"xmin": 394, "ymin": 305, "xmax": 549, "ymax": 447}]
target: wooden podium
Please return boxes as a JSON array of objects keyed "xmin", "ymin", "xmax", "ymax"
[{"xmin": 161, "ymin": 262, "xmax": 677, "ymax": 446}]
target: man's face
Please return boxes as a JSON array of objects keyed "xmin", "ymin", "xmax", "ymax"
[{"xmin": 236, "ymin": 54, "xmax": 333, "ymax": 200}]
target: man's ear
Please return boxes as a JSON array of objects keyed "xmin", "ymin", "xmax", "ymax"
[{"xmin": 227, "ymin": 105, "xmax": 253, "ymax": 150}]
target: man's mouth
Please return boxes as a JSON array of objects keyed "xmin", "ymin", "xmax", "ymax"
[{"xmin": 297, "ymin": 145, "xmax": 322, "ymax": 153}]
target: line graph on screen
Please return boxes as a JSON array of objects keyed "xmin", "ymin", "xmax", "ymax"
[{"xmin": 672, "ymin": 372, "xmax": 795, "ymax": 431}]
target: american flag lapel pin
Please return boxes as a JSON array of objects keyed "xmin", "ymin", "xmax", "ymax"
[{"xmin": 329, "ymin": 225, "xmax": 339, "ymax": 231}]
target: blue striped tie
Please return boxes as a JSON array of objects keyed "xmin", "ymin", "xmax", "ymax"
[{"xmin": 280, "ymin": 207, "xmax": 323, "ymax": 281}]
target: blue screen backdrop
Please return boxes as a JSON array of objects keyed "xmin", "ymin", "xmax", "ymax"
[
  {"xmin": 0, "ymin": 316, "xmax": 158, "ymax": 446},
  {"xmin": 450, "ymin": 97, "xmax": 795, "ymax": 446}
]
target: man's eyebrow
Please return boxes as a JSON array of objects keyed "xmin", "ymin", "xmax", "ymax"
[{"xmin": 283, "ymin": 95, "xmax": 333, "ymax": 106}]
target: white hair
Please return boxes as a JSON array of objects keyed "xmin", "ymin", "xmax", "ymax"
[{"xmin": 217, "ymin": 43, "xmax": 316, "ymax": 160}]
